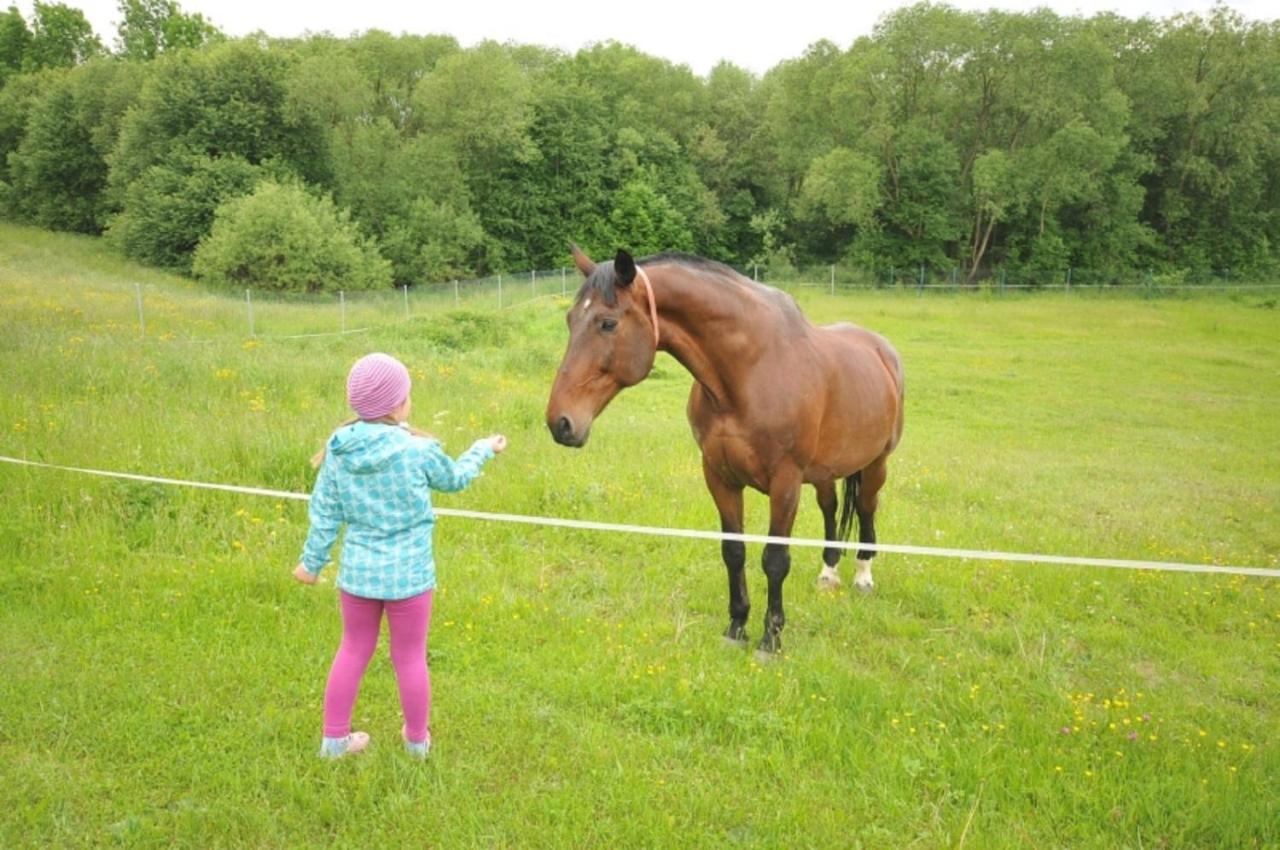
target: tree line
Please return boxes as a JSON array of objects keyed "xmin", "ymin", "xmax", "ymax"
[{"xmin": 1, "ymin": 1, "xmax": 1277, "ymax": 292}]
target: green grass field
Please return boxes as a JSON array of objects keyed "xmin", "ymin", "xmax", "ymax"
[{"xmin": 2, "ymin": 222, "xmax": 1278, "ymax": 848}]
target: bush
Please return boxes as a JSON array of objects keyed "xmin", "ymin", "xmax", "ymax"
[
  {"xmin": 191, "ymin": 180, "xmax": 391, "ymax": 292},
  {"xmin": 381, "ymin": 198, "xmax": 488, "ymax": 285}
]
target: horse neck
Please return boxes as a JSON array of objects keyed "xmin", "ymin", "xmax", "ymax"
[{"xmin": 647, "ymin": 264, "xmax": 773, "ymax": 410}]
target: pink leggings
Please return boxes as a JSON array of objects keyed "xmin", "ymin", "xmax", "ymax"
[{"xmin": 323, "ymin": 590, "xmax": 433, "ymax": 744}]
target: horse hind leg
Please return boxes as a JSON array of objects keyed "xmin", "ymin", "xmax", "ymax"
[
  {"xmin": 853, "ymin": 456, "xmax": 889, "ymax": 593},
  {"xmin": 814, "ymin": 480, "xmax": 843, "ymax": 591}
]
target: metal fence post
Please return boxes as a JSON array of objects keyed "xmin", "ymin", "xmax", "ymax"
[
  {"xmin": 830, "ymin": 265, "xmax": 835, "ymax": 295},
  {"xmin": 246, "ymin": 290, "xmax": 254, "ymax": 337},
  {"xmin": 135, "ymin": 283, "xmax": 145, "ymax": 336},
  {"xmin": 403, "ymin": 284, "xmax": 409, "ymax": 318},
  {"xmin": 340, "ymin": 290, "xmax": 346, "ymax": 333},
  {"xmin": 498, "ymin": 274, "xmax": 503, "ymax": 309},
  {"xmin": 562, "ymin": 266, "xmax": 567, "ymax": 296},
  {"xmin": 454, "ymin": 280, "xmax": 459, "ymax": 306},
  {"xmin": 532, "ymin": 269, "xmax": 536, "ymax": 298}
]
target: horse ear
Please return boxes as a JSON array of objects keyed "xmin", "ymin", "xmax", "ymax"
[
  {"xmin": 570, "ymin": 243, "xmax": 596, "ymax": 277},
  {"xmin": 614, "ymin": 250, "xmax": 636, "ymax": 287}
]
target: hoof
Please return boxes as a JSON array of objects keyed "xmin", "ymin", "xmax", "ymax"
[
  {"xmin": 817, "ymin": 565, "xmax": 842, "ymax": 591},
  {"xmin": 723, "ymin": 622, "xmax": 748, "ymax": 647},
  {"xmin": 853, "ymin": 559, "xmax": 875, "ymax": 594},
  {"xmin": 756, "ymin": 632, "xmax": 782, "ymax": 657}
]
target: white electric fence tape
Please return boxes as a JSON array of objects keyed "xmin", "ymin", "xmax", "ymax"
[{"xmin": 1, "ymin": 455, "xmax": 1276, "ymax": 579}]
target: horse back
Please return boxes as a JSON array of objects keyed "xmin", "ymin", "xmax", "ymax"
[{"xmin": 815, "ymin": 322, "xmax": 905, "ymax": 456}]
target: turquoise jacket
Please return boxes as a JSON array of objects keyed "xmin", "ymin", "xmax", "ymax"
[{"xmin": 300, "ymin": 421, "xmax": 495, "ymax": 599}]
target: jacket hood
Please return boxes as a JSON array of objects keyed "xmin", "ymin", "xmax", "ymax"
[{"xmin": 327, "ymin": 422, "xmax": 410, "ymax": 473}]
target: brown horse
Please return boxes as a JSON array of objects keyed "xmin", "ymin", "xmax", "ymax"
[{"xmin": 546, "ymin": 247, "xmax": 904, "ymax": 654}]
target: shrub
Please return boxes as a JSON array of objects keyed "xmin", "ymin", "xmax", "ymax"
[
  {"xmin": 381, "ymin": 198, "xmax": 488, "ymax": 285},
  {"xmin": 191, "ymin": 180, "xmax": 391, "ymax": 292}
]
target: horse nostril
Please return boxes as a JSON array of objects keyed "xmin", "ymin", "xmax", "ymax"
[{"xmin": 555, "ymin": 415, "xmax": 573, "ymax": 440}]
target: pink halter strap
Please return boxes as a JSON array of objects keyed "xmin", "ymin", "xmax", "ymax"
[{"xmin": 636, "ymin": 266, "xmax": 660, "ymax": 347}]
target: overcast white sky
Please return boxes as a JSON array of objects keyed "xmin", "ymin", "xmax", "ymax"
[{"xmin": 17, "ymin": 0, "xmax": 1276, "ymax": 76}]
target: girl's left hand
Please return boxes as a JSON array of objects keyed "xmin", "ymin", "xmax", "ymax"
[{"xmin": 293, "ymin": 563, "xmax": 318, "ymax": 584}]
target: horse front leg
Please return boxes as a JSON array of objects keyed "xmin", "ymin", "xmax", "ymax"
[
  {"xmin": 703, "ymin": 460, "xmax": 749, "ymax": 645},
  {"xmin": 759, "ymin": 472, "xmax": 802, "ymax": 656}
]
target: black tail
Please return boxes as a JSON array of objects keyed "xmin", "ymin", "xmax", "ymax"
[{"xmin": 837, "ymin": 471, "xmax": 861, "ymax": 544}]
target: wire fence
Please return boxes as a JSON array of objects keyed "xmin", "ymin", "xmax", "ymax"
[
  {"xmin": 746, "ymin": 263, "xmax": 1280, "ymax": 293},
  {"xmin": 5, "ymin": 263, "xmax": 1276, "ymax": 345}
]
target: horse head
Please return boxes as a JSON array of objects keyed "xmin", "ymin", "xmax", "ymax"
[{"xmin": 546, "ymin": 245, "xmax": 657, "ymax": 447}]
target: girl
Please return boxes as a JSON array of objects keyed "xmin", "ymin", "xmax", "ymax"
[{"xmin": 294, "ymin": 352, "xmax": 506, "ymax": 759}]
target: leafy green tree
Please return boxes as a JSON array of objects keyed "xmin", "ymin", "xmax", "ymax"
[
  {"xmin": 107, "ymin": 152, "xmax": 262, "ymax": 270},
  {"xmin": 1115, "ymin": 8, "xmax": 1280, "ymax": 271},
  {"xmin": 411, "ymin": 42, "xmax": 537, "ymax": 266},
  {"xmin": 0, "ymin": 67, "xmax": 45, "ymax": 188},
  {"xmin": 116, "ymin": 0, "xmax": 221, "ymax": 60},
  {"xmin": 495, "ymin": 59, "xmax": 612, "ymax": 268},
  {"xmin": 797, "ymin": 148, "xmax": 881, "ymax": 230},
  {"xmin": 23, "ymin": 1, "xmax": 100, "ymax": 71},
  {"xmin": 348, "ymin": 30, "xmax": 458, "ymax": 130},
  {"xmin": 0, "ymin": 5, "xmax": 31, "ymax": 86},
  {"xmin": 592, "ymin": 178, "xmax": 694, "ymax": 257},
  {"xmin": 6, "ymin": 59, "xmax": 144, "ymax": 231},
  {"xmin": 694, "ymin": 62, "xmax": 770, "ymax": 262},
  {"xmin": 192, "ymin": 179, "xmax": 391, "ymax": 292},
  {"xmin": 108, "ymin": 39, "xmax": 325, "ymax": 202},
  {"xmin": 5, "ymin": 72, "xmax": 98, "ymax": 228}
]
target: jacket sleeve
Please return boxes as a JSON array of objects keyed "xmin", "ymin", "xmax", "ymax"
[
  {"xmin": 300, "ymin": 458, "xmax": 344, "ymax": 573},
  {"xmin": 421, "ymin": 438, "xmax": 495, "ymax": 493}
]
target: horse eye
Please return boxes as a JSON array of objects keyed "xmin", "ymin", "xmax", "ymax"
[{"xmin": 600, "ymin": 318, "xmax": 618, "ymax": 332}]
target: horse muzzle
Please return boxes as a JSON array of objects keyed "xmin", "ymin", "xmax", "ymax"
[{"xmin": 548, "ymin": 413, "xmax": 590, "ymax": 448}]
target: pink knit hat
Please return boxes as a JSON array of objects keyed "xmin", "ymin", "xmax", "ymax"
[{"xmin": 347, "ymin": 353, "xmax": 411, "ymax": 420}]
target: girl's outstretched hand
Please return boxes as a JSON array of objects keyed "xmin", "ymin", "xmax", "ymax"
[
  {"xmin": 489, "ymin": 434, "xmax": 508, "ymax": 453},
  {"xmin": 293, "ymin": 563, "xmax": 318, "ymax": 585}
]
